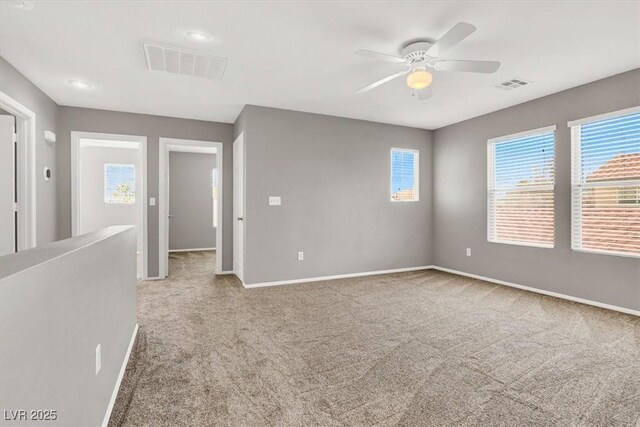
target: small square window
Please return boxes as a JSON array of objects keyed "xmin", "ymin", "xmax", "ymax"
[
  {"xmin": 104, "ymin": 164, "xmax": 136, "ymax": 204},
  {"xmin": 391, "ymin": 148, "xmax": 419, "ymax": 202}
]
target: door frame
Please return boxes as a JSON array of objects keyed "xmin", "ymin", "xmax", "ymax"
[
  {"xmin": 0, "ymin": 91, "xmax": 37, "ymax": 250},
  {"xmin": 233, "ymin": 133, "xmax": 245, "ymax": 283},
  {"xmin": 71, "ymin": 131, "xmax": 148, "ymax": 279},
  {"xmin": 159, "ymin": 137, "xmax": 223, "ymax": 277}
]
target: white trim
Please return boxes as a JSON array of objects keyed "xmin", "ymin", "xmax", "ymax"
[
  {"xmin": 390, "ymin": 147, "xmax": 419, "ymax": 202},
  {"xmin": 159, "ymin": 137, "xmax": 223, "ymax": 277},
  {"xmin": 101, "ymin": 323, "xmax": 138, "ymax": 427},
  {"xmin": 487, "ymin": 124, "xmax": 557, "ymax": 144},
  {"xmin": 242, "ymin": 265, "xmax": 639, "ymax": 316},
  {"xmin": 242, "ymin": 265, "xmax": 434, "ymax": 288},
  {"xmin": 232, "ymin": 133, "xmax": 245, "ymax": 281},
  {"xmin": 487, "ymin": 239, "xmax": 554, "ymax": 249},
  {"xmin": 567, "ymin": 105, "xmax": 640, "ymax": 128},
  {"xmin": 572, "ymin": 247, "xmax": 640, "ymax": 260},
  {"xmin": 430, "ymin": 266, "xmax": 639, "ymax": 317},
  {"xmin": 80, "ymin": 139, "xmax": 140, "ymax": 150},
  {"xmin": 169, "ymin": 247, "xmax": 215, "ymax": 253},
  {"xmin": 0, "ymin": 91, "xmax": 37, "ymax": 250},
  {"xmin": 569, "ymin": 108, "xmax": 640, "ymax": 259},
  {"xmin": 217, "ymin": 270, "xmax": 235, "ymax": 275},
  {"xmin": 71, "ymin": 131, "xmax": 148, "ymax": 279},
  {"xmin": 487, "ymin": 125, "xmax": 556, "ymax": 249}
]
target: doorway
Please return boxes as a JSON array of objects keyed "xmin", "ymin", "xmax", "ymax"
[
  {"xmin": 0, "ymin": 92, "xmax": 37, "ymax": 252},
  {"xmin": 168, "ymin": 151, "xmax": 218, "ymax": 253},
  {"xmin": 71, "ymin": 132, "xmax": 148, "ymax": 279},
  {"xmin": 0, "ymin": 113, "xmax": 16, "ymax": 256},
  {"xmin": 159, "ymin": 138, "xmax": 223, "ymax": 278},
  {"xmin": 233, "ymin": 133, "xmax": 244, "ymax": 282}
]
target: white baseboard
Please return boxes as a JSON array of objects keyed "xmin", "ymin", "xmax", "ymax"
[
  {"xmin": 241, "ymin": 264, "xmax": 638, "ymax": 316},
  {"xmin": 242, "ymin": 266, "xmax": 433, "ymax": 289},
  {"xmin": 216, "ymin": 270, "xmax": 235, "ymax": 275},
  {"xmin": 101, "ymin": 323, "xmax": 139, "ymax": 427},
  {"xmin": 144, "ymin": 276, "xmax": 164, "ymax": 281},
  {"xmin": 169, "ymin": 247, "xmax": 215, "ymax": 253},
  {"xmin": 430, "ymin": 266, "xmax": 639, "ymax": 317}
]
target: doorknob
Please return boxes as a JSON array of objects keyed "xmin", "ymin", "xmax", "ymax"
[
  {"xmin": 237, "ymin": 217, "xmax": 244, "ymax": 221},
  {"xmin": 168, "ymin": 215, "xmax": 174, "ymax": 219}
]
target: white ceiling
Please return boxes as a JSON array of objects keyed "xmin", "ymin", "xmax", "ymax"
[{"xmin": 1, "ymin": 1, "xmax": 638, "ymax": 129}]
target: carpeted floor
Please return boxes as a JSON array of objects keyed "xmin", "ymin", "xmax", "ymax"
[{"xmin": 109, "ymin": 251, "xmax": 640, "ymax": 426}]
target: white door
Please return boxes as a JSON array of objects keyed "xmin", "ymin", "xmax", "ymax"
[
  {"xmin": 233, "ymin": 134, "xmax": 244, "ymax": 281},
  {"xmin": 0, "ymin": 115, "xmax": 16, "ymax": 256}
]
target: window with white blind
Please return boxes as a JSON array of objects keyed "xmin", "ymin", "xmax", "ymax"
[
  {"xmin": 487, "ymin": 126, "xmax": 556, "ymax": 247},
  {"xmin": 569, "ymin": 107, "xmax": 640, "ymax": 258},
  {"xmin": 391, "ymin": 148, "xmax": 419, "ymax": 201}
]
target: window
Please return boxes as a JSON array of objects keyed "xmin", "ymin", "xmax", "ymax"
[
  {"xmin": 104, "ymin": 164, "xmax": 136, "ymax": 204},
  {"xmin": 570, "ymin": 107, "xmax": 640, "ymax": 257},
  {"xmin": 487, "ymin": 126, "xmax": 556, "ymax": 248},
  {"xmin": 391, "ymin": 148, "xmax": 419, "ymax": 201}
]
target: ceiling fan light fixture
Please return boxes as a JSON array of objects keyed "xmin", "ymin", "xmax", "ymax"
[{"xmin": 406, "ymin": 69, "xmax": 433, "ymax": 90}]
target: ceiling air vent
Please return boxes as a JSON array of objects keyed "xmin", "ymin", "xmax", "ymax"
[
  {"xmin": 495, "ymin": 78, "xmax": 530, "ymax": 90},
  {"xmin": 142, "ymin": 41, "xmax": 228, "ymax": 80}
]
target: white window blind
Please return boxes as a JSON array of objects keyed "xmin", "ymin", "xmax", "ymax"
[
  {"xmin": 391, "ymin": 148, "xmax": 419, "ymax": 201},
  {"xmin": 570, "ymin": 108, "xmax": 640, "ymax": 258},
  {"xmin": 488, "ymin": 126, "xmax": 556, "ymax": 247}
]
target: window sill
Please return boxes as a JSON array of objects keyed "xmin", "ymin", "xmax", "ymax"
[
  {"xmin": 488, "ymin": 239, "xmax": 554, "ymax": 249},
  {"xmin": 571, "ymin": 247, "xmax": 640, "ymax": 259}
]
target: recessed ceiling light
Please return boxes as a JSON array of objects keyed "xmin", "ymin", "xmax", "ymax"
[
  {"xmin": 68, "ymin": 80, "xmax": 93, "ymax": 89},
  {"xmin": 186, "ymin": 31, "xmax": 211, "ymax": 41}
]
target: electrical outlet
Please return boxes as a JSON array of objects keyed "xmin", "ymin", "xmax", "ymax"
[
  {"xmin": 298, "ymin": 251, "xmax": 304, "ymax": 261},
  {"xmin": 269, "ymin": 196, "xmax": 281, "ymax": 206},
  {"xmin": 466, "ymin": 248, "xmax": 471, "ymax": 257},
  {"xmin": 95, "ymin": 344, "xmax": 102, "ymax": 375}
]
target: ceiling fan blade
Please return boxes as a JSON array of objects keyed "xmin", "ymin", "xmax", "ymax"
[
  {"xmin": 356, "ymin": 69, "xmax": 408, "ymax": 94},
  {"xmin": 417, "ymin": 86, "xmax": 432, "ymax": 102},
  {"xmin": 435, "ymin": 60, "xmax": 501, "ymax": 73},
  {"xmin": 426, "ymin": 22, "xmax": 476, "ymax": 57},
  {"xmin": 354, "ymin": 49, "xmax": 407, "ymax": 63}
]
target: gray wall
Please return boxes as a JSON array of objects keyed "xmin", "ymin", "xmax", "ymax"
[
  {"xmin": 0, "ymin": 57, "xmax": 58, "ymax": 245},
  {"xmin": 57, "ymin": 107, "xmax": 234, "ymax": 276},
  {"xmin": 241, "ymin": 105, "xmax": 433, "ymax": 284},
  {"xmin": 169, "ymin": 152, "xmax": 217, "ymax": 250},
  {"xmin": 433, "ymin": 69, "xmax": 640, "ymax": 312},
  {"xmin": 0, "ymin": 226, "xmax": 137, "ymax": 426}
]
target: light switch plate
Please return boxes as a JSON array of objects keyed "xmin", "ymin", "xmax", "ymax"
[
  {"xmin": 149, "ymin": 197, "xmax": 156, "ymax": 206},
  {"xmin": 269, "ymin": 196, "xmax": 281, "ymax": 206}
]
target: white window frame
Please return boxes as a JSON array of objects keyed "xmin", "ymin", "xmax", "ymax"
[
  {"xmin": 104, "ymin": 163, "xmax": 136, "ymax": 204},
  {"xmin": 390, "ymin": 148, "xmax": 419, "ymax": 202},
  {"xmin": 569, "ymin": 105, "xmax": 640, "ymax": 259},
  {"xmin": 487, "ymin": 125, "xmax": 557, "ymax": 249}
]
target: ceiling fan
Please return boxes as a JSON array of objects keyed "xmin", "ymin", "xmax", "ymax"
[{"xmin": 355, "ymin": 22, "xmax": 501, "ymax": 101}]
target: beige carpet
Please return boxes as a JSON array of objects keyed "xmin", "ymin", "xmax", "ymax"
[{"xmin": 109, "ymin": 251, "xmax": 640, "ymax": 426}]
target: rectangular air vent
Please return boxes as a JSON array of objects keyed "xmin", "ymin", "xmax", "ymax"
[
  {"xmin": 142, "ymin": 41, "xmax": 228, "ymax": 80},
  {"xmin": 495, "ymin": 78, "xmax": 531, "ymax": 90}
]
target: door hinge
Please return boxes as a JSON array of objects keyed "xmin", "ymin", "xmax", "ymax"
[
  {"xmin": 13, "ymin": 202, "xmax": 18, "ymax": 212},
  {"xmin": 12, "ymin": 133, "xmax": 17, "ymax": 143}
]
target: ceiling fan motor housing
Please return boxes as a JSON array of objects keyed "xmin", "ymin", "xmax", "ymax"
[{"xmin": 401, "ymin": 41, "xmax": 436, "ymax": 66}]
